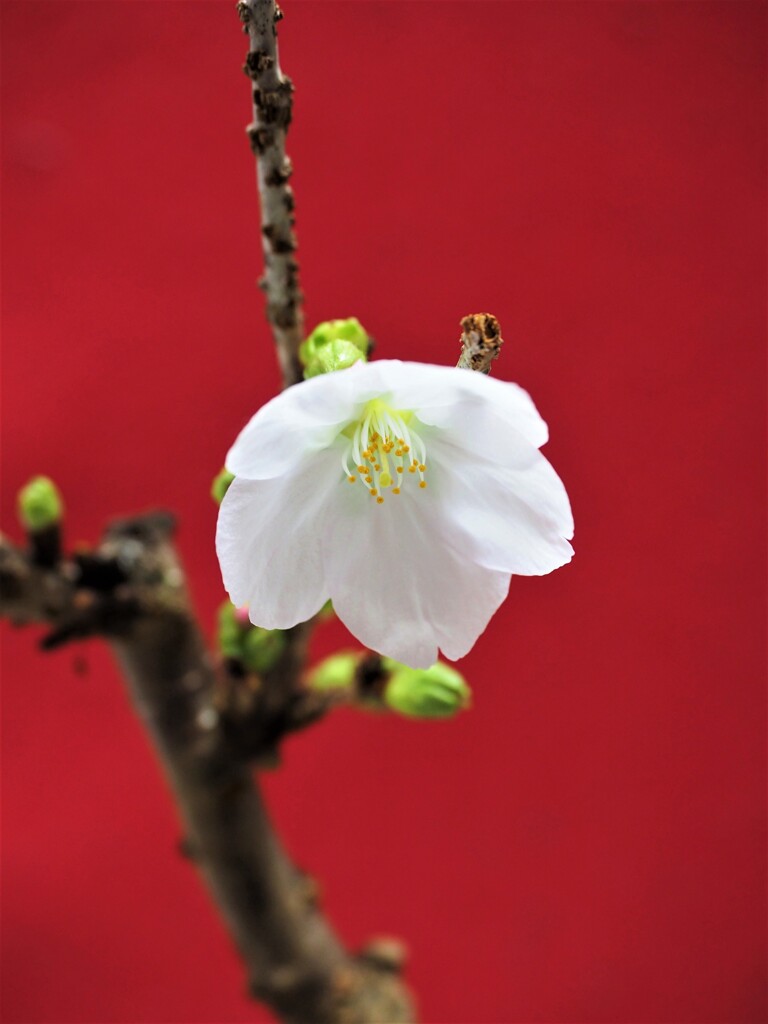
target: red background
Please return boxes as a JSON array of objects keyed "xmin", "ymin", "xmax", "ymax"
[{"xmin": 2, "ymin": 2, "xmax": 766, "ymax": 1022}]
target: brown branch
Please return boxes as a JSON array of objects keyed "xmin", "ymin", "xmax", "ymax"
[
  {"xmin": 1, "ymin": 517, "xmax": 415, "ymax": 1024},
  {"xmin": 1, "ymin": 9, "xmax": 508, "ymax": 1023},
  {"xmin": 457, "ymin": 312, "xmax": 504, "ymax": 374},
  {"xmin": 238, "ymin": 0, "xmax": 304, "ymax": 387}
]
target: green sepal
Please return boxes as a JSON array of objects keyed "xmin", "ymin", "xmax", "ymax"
[{"xmin": 17, "ymin": 476, "xmax": 63, "ymax": 531}]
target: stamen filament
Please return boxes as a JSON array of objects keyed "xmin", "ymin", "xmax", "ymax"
[{"xmin": 343, "ymin": 400, "xmax": 428, "ymax": 504}]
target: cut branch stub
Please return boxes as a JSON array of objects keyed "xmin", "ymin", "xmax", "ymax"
[{"xmin": 457, "ymin": 312, "xmax": 504, "ymax": 374}]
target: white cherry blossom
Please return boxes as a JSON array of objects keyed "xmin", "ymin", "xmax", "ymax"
[{"xmin": 216, "ymin": 360, "xmax": 573, "ymax": 668}]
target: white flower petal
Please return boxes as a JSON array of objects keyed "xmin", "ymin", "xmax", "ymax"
[
  {"xmin": 427, "ymin": 432, "xmax": 574, "ymax": 575},
  {"xmin": 370, "ymin": 361, "xmax": 550, "ymax": 448},
  {"xmin": 216, "ymin": 447, "xmax": 342, "ymax": 627},
  {"xmin": 226, "ymin": 368, "xmax": 366, "ymax": 479},
  {"xmin": 228, "ymin": 360, "xmax": 549, "ymax": 480},
  {"xmin": 429, "ymin": 400, "xmax": 574, "ymax": 538},
  {"xmin": 322, "ymin": 486, "xmax": 512, "ymax": 667}
]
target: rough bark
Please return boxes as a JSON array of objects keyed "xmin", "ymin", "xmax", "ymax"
[
  {"xmin": 0, "ymin": 516, "xmax": 416, "ymax": 1024},
  {"xmin": 238, "ymin": 0, "xmax": 304, "ymax": 387}
]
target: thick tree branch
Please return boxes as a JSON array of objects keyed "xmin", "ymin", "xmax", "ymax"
[
  {"xmin": 238, "ymin": 0, "xmax": 304, "ymax": 387},
  {"xmin": 1, "ymin": 518, "xmax": 415, "ymax": 1024}
]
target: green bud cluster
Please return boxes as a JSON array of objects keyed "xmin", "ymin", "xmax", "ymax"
[
  {"xmin": 307, "ymin": 651, "xmax": 472, "ymax": 720},
  {"xmin": 17, "ymin": 476, "xmax": 64, "ymax": 531},
  {"xmin": 217, "ymin": 601, "xmax": 286, "ymax": 674},
  {"xmin": 299, "ymin": 318, "xmax": 369, "ymax": 378},
  {"xmin": 211, "ymin": 467, "xmax": 235, "ymax": 506},
  {"xmin": 383, "ymin": 660, "xmax": 471, "ymax": 719}
]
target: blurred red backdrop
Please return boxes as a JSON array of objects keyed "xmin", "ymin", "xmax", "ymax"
[{"xmin": 2, "ymin": 2, "xmax": 766, "ymax": 1022}]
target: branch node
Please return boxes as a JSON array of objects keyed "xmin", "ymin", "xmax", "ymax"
[{"xmin": 244, "ymin": 50, "xmax": 275, "ymax": 78}]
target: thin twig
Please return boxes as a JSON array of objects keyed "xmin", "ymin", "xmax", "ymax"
[{"xmin": 238, "ymin": 0, "xmax": 304, "ymax": 387}]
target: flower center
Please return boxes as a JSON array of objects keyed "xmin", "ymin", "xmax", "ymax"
[{"xmin": 341, "ymin": 399, "xmax": 427, "ymax": 504}]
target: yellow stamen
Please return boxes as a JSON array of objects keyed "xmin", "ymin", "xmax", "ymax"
[{"xmin": 343, "ymin": 399, "xmax": 430, "ymax": 508}]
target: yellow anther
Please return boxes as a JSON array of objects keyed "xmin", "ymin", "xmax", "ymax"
[
  {"xmin": 403, "ymin": 445, "xmax": 410, "ymax": 453},
  {"xmin": 392, "ymin": 487, "xmax": 401, "ymax": 495},
  {"xmin": 419, "ymin": 481, "xmax": 427, "ymax": 488},
  {"xmin": 408, "ymin": 466, "xmax": 416, "ymax": 474},
  {"xmin": 348, "ymin": 476, "xmax": 356, "ymax": 483},
  {"xmin": 374, "ymin": 464, "xmax": 381, "ymax": 472},
  {"xmin": 397, "ymin": 466, "xmax": 404, "ymax": 474},
  {"xmin": 419, "ymin": 464, "xmax": 426, "ymax": 472},
  {"xmin": 412, "ymin": 459, "xmax": 419, "ymax": 467},
  {"xmin": 370, "ymin": 489, "xmax": 378, "ymax": 496},
  {"xmin": 357, "ymin": 465, "xmax": 366, "ymax": 473},
  {"xmin": 364, "ymin": 476, "xmax": 372, "ymax": 484},
  {"xmin": 376, "ymin": 496, "xmax": 384, "ymax": 504}
]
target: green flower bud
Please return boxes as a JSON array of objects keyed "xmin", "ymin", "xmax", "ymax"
[
  {"xmin": 211, "ymin": 467, "xmax": 235, "ymax": 505},
  {"xmin": 383, "ymin": 661, "xmax": 471, "ymax": 719},
  {"xmin": 304, "ymin": 339, "xmax": 366, "ymax": 378},
  {"xmin": 328, "ymin": 317, "xmax": 369, "ymax": 353},
  {"xmin": 217, "ymin": 600, "xmax": 244, "ymax": 659},
  {"xmin": 299, "ymin": 317, "xmax": 370, "ymax": 373},
  {"xmin": 217, "ymin": 601, "xmax": 286, "ymax": 673},
  {"xmin": 242, "ymin": 625, "xmax": 286, "ymax": 674},
  {"xmin": 17, "ymin": 476, "xmax": 63, "ymax": 531},
  {"xmin": 307, "ymin": 652, "xmax": 359, "ymax": 692}
]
